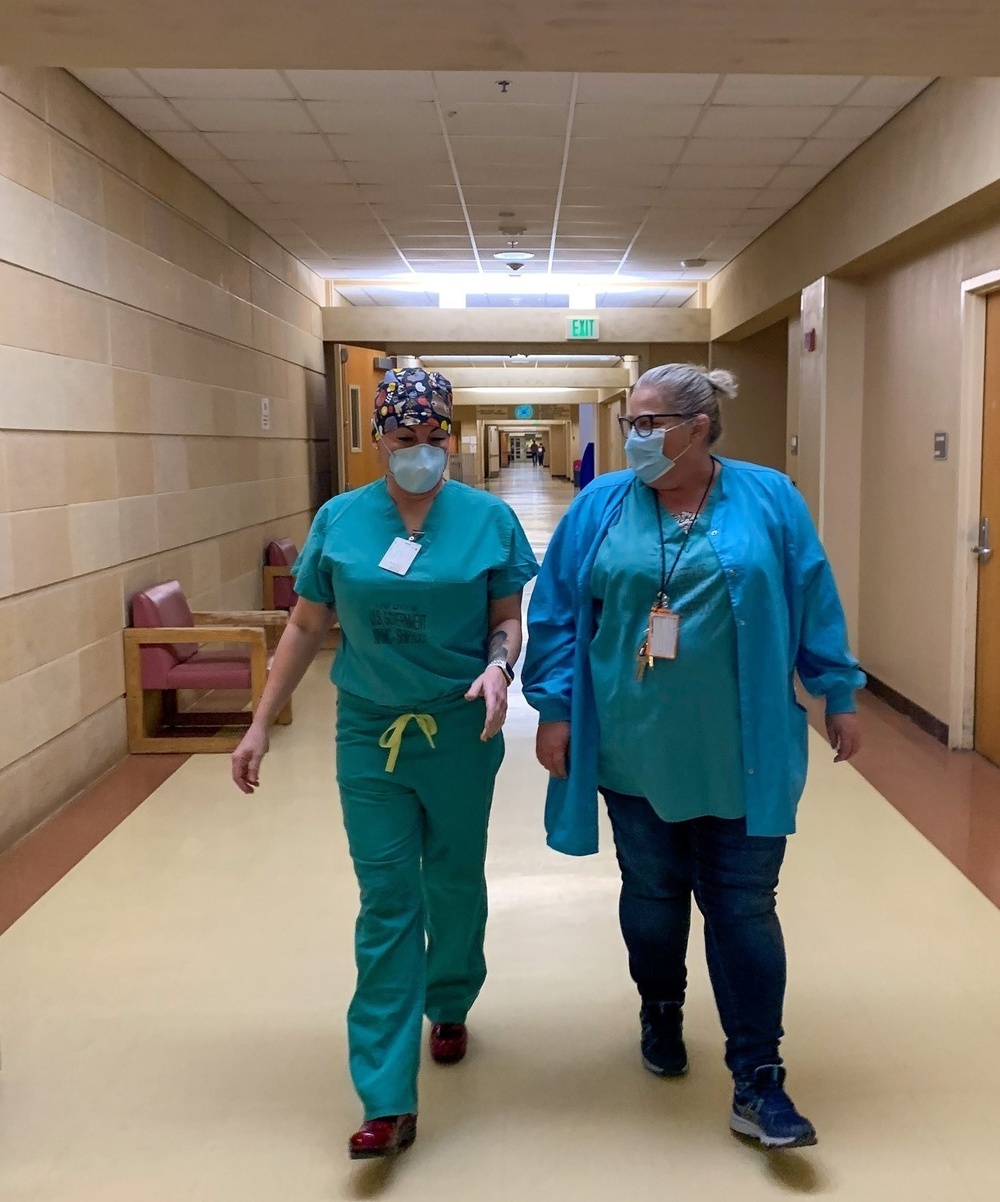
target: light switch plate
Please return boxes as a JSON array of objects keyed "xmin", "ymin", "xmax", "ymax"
[
  {"xmin": 790, "ymin": 435, "xmax": 799, "ymax": 455},
  {"xmin": 934, "ymin": 431, "xmax": 948, "ymax": 460},
  {"xmin": 261, "ymin": 397, "xmax": 271, "ymax": 431}
]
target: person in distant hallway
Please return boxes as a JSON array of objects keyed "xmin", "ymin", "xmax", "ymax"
[
  {"xmin": 523, "ymin": 363, "xmax": 864, "ymax": 1150},
  {"xmin": 537, "ymin": 443, "xmax": 546, "ymax": 468},
  {"xmin": 232, "ymin": 368, "xmax": 538, "ymax": 1160}
]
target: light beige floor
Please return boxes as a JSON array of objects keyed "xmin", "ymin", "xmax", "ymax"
[{"xmin": 2, "ymin": 470, "xmax": 1000, "ymax": 1201}]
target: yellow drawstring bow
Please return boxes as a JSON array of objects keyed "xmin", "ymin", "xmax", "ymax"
[{"xmin": 378, "ymin": 713, "xmax": 438, "ymax": 773}]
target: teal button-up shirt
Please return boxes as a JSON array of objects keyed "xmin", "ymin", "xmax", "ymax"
[{"xmin": 523, "ymin": 460, "xmax": 865, "ymax": 854}]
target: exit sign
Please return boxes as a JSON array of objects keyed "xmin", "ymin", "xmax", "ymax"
[{"xmin": 567, "ymin": 316, "xmax": 599, "ymax": 340}]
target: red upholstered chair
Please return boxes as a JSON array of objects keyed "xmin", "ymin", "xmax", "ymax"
[
  {"xmin": 263, "ymin": 539, "xmax": 299, "ymax": 612},
  {"xmin": 263, "ymin": 538, "xmax": 340, "ymax": 649},
  {"xmin": 124, "ymin": 580, "xmax": 292, "ymax": 753}
]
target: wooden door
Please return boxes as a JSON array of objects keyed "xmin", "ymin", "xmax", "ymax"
[{"xmin": 975, "ymin": 291, "xmax": 1000, "ymax": 763}]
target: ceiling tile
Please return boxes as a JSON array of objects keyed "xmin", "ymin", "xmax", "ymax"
[
  {"xmin": 108, "ymin": 97, "xmax": 189, "ymax": 131},
  {"xmin": 286, "ymin": 70, "xmax": 435, "ymax": 101},
  {"xmin": 395, "ymin": 236, "xmax": 473, "ymax": 249},
  {"xmin": 669, "ymin": 164, "xmax": 777, "ymax": 189},
  {"xmin": 307, "ymin": 100, "xmax": 441, "ymax": 134},
  {"xmin": 816, "ymin": 106, "xmax": 901, "ymax": 140},
  {"xmin": 658, "ymin": 188, "xmax": 759, "ymax": 210},
  {"xmin": 752, "ymin": 186, "xmax": 811, "ymax": 209},
  {"xmin": 441, "ymin": 104, "xmax": 568, "ymax": 138},
  {"xmin": 137, "ymin": 69, "xmax": 293, "ymax": 99},
  {"xmin": 461, "ymin": 184, "xmax": 559, "ymax": 204},
  {"xmin": 572, "ymin": 105, "xmax": 702, "ymax": 138},
  {"xmin": 330, "ymin": 134, "xmax": 448, "ymax": 163},
  {"xmin": 569, "ymin": 137, "xmax": 686, "ymax": 166},
  {"xmin": 237, "ymin": 158, "xmax": 354, "ymax": 183},
  {"xmin": 790, "ymin": 138, "xmax": 863, "ymax": 166},
  {"xmin": 390, "ymin": 223, "xmax": 472, "ymax": 239},
  {"xmin": 204, "ymin": 132, "xmax": 333, "ymax": 159},
  {"xmin": 148, "ymin": 131, "xmax": 221, "ymax": 160},
  {"xmin": 350, "ymin": 160, "xmax": 456, "ymax": 185},
  {"xmin": 575, "ymin": 74, "xmax": 718, "ymax": 104},
  {"xmin": 171, "ymin": 99, "xmax": 314, "ymax": 133},
  {"xmin": 768, "ymin": 164, "xmax": 832, "ymax": 191},
  {"xmin": 376, "ymin": 205, "xmax": 468, "ymax": 222},
  {"xmin": 457, "ymin": 162, "xmax": 562, "ymax": 187},
  {"xmin": 564, "ymin": 161, "xmax": 670, "ymax": 188},
  {"xmin": 714, "ymin": 74, "xmax": 861, "ymax": 106},
  {"xmin": 451, "ymin": 136, "xmax": 564, "ymax": 165},
  {"xmin": 434, "ymin": 73, "xmax": 575, "ymax": 105},
  {"xmin": 697, "ymin": 105, "xmax": 832, "ymax": 139},
  {"xmin": 73, "ymin": 69, "xmax": 153, "ymax": 98},
  {"xmin": 559, "ymin": 186, "xmax": 663, "ymax": 206},
  {"xmin": 681, "ymin": 138, "xmax": 804, "ymax": 166},
  {"xmin": 728, "ymin": 208, "xmax": 786, "ymax": 234},
  {"xmin": 187, "ymin": 160, "xmax": 250, "ymax": 188},
  {"xmin": 847, "ymin": 78, "xmax": 933, "ymax": 107},
  {"xmin": 361, "ymin": 183, "xmax": 460, "ymax": 204},
  {"xmin": 256, "ymin": 181, "xmax": 363, "ymax": 203}
]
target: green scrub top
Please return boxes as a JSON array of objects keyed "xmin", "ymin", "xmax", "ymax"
[
  {"xmin": 293, "ymin": 478, "xmax": 539, "ymax": 711},
  {"xmin": 589, "ymin": 474, "xmax": 747, "ymax": 823}
]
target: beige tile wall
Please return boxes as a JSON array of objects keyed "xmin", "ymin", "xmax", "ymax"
[{"xmin": 0, "ymin": 68, "xmax": 330, "ymax": 850}]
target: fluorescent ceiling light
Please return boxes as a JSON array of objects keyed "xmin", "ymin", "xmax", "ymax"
[{"xmin": 493, "ymin": 250, "xmax": 535, "ymax": 262}]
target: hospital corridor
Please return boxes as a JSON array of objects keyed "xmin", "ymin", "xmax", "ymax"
[
  {"xmin": 1, "ymin": 468, "xmax": 999, "ymax": 1201},
  {"xmin": 5, "ymin": 5, "xmax": 1000, "ymax": 1199}
]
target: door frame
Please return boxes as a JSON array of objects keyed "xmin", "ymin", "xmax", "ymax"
[{"xmin": 952, "ymin": 269, "xmax": 1000, "ymax": 747}]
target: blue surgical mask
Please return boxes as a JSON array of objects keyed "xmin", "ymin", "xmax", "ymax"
[
  {"xmin": 625, "ymin": 423, "xmax": 694, "ymax": 485},
  {"xmin": 388, "ymin": 443, "xmax": 448, "ymax": 494}
]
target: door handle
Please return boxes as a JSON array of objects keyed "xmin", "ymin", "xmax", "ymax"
[{"xmin": 973, "ymin": 516, "xmax": 994, "ymax": 564}]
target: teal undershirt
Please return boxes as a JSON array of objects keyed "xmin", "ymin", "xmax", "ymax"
[{"xmin": 589, "ymin": 475, "xmax": 746, "ymax": 823}]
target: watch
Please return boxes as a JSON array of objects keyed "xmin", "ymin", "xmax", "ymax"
[{"xmin": 487, "ymin": 658, "xmax": 515, "ymax": 685}]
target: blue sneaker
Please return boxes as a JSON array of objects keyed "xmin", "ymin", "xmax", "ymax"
[
  {"xmin": 730, "ymin": 1065, "xmax": 817, "ymax": 1149},
  {"xmin": 640, "ymin": 1001, "xmax": 688, "ymax": 1077}
]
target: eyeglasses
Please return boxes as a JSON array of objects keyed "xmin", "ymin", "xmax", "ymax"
[{"xmin": 617, "ymin": 412, "xmax": 687, "ymax": 439}]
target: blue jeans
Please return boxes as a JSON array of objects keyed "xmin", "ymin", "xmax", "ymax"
[{"xmin": 603, "ymin": 790, "xmax": 787, "ymax": 1084}]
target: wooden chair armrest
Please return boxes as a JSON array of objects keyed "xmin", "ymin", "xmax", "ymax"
[
  {"xmin": 125, "ymin": 626, "xmax": 268, "ymax": 649},
  {"xmin": 262, "ymin": 565, "xmax": 293, "ymax": 578},
  {"xmin": 193, "ymin": 610, "xmax": 288, "ymax": 628}
]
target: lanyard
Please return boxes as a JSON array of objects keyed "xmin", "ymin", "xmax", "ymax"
[{"xmin": 653, "ymin": 459, "xmax": 717, "ymax": 606}]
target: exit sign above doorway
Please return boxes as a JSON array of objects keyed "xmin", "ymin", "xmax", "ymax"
[{"xmin": 567, "ymin": 316, "xmax": 599, "ymax": 340}]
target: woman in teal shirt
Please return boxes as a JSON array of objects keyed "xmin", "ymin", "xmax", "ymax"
[
  {"xmin": 523, "ymin": 364, "xmax": 864, "ymax": 1151},
  {"xmin": 232, "ymin": 369, "xmax": 538, "ymax": 1160}
]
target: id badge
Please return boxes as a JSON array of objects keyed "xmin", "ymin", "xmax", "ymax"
[
  {"xmin": 648, "ymin": 606, "xmax": 679, "ymax": 660},
  {"xmin": 379, "ymin": 537, "xmax": 421, "ymax": 576}
]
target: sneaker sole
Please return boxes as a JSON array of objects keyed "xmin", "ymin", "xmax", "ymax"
[
  {"xmin": 642, "ymin": 1056, "xmax": 689, "ymax": 1078},
  {"xmin": 729, "ymin": 1112, "xmax": 818, "ymax": 1149}
]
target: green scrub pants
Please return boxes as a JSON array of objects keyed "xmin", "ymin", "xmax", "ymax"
[{"xmin": 336, "ymin": 692, "xmax": 504, "ymax": 1120}]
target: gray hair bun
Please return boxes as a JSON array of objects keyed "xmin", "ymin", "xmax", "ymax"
[{"xmin": 706, "ymin": 369, "xmax": 738, "ymax": 400}]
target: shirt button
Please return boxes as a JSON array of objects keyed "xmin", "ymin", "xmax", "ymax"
[
  {"xmin": 711, "ymin": 529, "xmax": 718, "ymax": 536},
  {"xmin": 738, "ymin": 619, "xmax": 746, "ymax": 627},
  {"xmin": 748, "ymin": 769, "xmax": 755, "ymax": 776}
]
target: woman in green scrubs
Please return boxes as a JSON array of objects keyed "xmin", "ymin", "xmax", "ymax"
[{"xmin": 231, "ymin": 369, "xmax": 538, "ymax": 1159}]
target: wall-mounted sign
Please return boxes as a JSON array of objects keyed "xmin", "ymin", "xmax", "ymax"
[
  {"xmin": 549, "ymin": 405, "xmax": 573, "ymax": 419},
  {"xmin": 514, "ymin": 404, "xmax": 535, "ymax": 419},
  {"xmin": 477, "ymin": 405, "xmax": 509, "ymax": 419},
  {"xmin": 567, "ymin": 316, "xmax": 599, "ymax": 340}
]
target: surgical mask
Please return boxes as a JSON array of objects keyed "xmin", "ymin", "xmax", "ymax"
[
  {"xmin": 388, "ymin": 443, "xmax": 448, "ymax": 494},
  {"xmin": 624, "ymin": 422, "xmax": 694, "ymax": 485}
]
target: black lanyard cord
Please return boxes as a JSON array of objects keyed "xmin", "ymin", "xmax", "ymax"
[{"xmin": 654, "ymin": 459, "xmax": 718, "ymax": 606}]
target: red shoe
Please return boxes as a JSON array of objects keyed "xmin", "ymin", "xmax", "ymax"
[
  {"xmin": 348, "ymin": 1114, "xmax": 417, "ymax": 1160},
  {"xmin": 430, "ymin": 1022, "xmax": 468, "ymax": 1065}
]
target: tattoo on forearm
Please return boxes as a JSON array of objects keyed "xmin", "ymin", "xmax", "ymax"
[{"xmin": 487, "ymin": 628, "xmax": 509, "ymax": 662}]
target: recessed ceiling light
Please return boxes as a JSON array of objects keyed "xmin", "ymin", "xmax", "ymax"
[{"xmin": 494, "ymin": 250, "xmax": 535, "ymax": 262}]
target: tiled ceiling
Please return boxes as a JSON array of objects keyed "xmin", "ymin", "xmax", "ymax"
[{"xmin": 73, "ymin": 69, "xmax": 932, "ymax": 293}]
